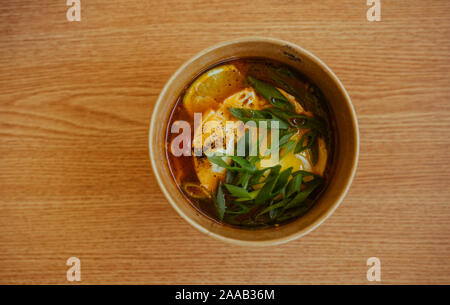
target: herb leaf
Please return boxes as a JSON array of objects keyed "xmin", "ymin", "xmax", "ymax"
[
  {"xmin": 280, "ymin": 140, "xmax": 296, "ymax": 158},
  {"xmin": 247, "ymin": 76, "xmax": 295, "ymax": 112},
  {"xmin": 257, "ymin": 200, "xmax": 286, "ymax": 217},
  {"xmin": 284, "ymin": 180, "xmax": 322, "ymax": 210},
  {"xmin": 268, "ymin": 67, "xmax": 328, "ymax": 119},
  {"xmin": 279, "ymin": 131, "xmax": 296, "ymax": 146},
  {"xmin": 225, "ymin": 170, "xmax": 236, "ymax": 184},
  {"xmin": 224, "ymin": 184, "xmax": 252, "ymax": 199},
  {"xmin": 254, "ymin": 165, "xmax": 281, "ymax": 205},
  {"xmin": 309, "ymin": 137, "xmax": 319, "ymax": 166},
  {"xmin": 235, "ymin": 189, "xmax": 260, "ymax": 202},
  {"xmin": 294, "ymin": 130, "xmax": 318, "ymax": 154},
  {"xmin": 235, "ymin": 172, "xmax": 250, "ymax": 189},
  {"xmin": 266, "ymin": 107, "xmax": 326, "ymax": 133},
  {"xmin": 265, "ymin": 131, "xmax": 295, "ymax": 157},
  {"xmin": 207, "ymin": 154, "xmax": 257, "ymax": 173},
  {"xmin": 214, "ymin": 182, "xmax": 226, "ymax": 221},
  {"xmin": 228, "ymin": 108, "xmax": 289, "ymax": 129},
  {"xmin": 273, "ymin": 167, "xmax": 293, "ymax": 196},
  {"xmin": 248, "ymin": 168, "xmax": 270, "ymax": 186},
  {"xmin": 286, "ymin": 173, "xmax": 303, "ymax": 197}
]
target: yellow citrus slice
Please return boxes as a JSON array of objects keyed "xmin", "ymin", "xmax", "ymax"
[{"xmin": 183, "ymin": 64, "xmax": 245, "ymax": 115}]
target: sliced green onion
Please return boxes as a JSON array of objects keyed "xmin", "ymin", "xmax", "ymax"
[{"xmin": 182, "ymin": 182, "xmax": 211, "ymax": 200}]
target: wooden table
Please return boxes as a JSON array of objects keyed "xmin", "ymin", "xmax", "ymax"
[{"xmin": 1, "ymin": 0, "xmax": 449, "ymax": 284}]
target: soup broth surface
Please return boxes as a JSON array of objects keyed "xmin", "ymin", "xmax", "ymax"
[{"xmin": 165, "ymin": 58, "xmax": 334, "ymax": 228}]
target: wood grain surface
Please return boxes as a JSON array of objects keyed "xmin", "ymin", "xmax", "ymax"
[{"xmin": 0, "ymin": 0, "xmax": 449, "ymax": 284}]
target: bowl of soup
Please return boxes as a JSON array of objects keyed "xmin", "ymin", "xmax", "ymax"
[{"xmin": 149, "ymin": 37, "xmax": 359, "ymax": 245}]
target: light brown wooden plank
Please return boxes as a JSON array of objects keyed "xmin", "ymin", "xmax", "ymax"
[{"xmin": 0, "ymin": 0, "xmax": 449, "ymax": 284}]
